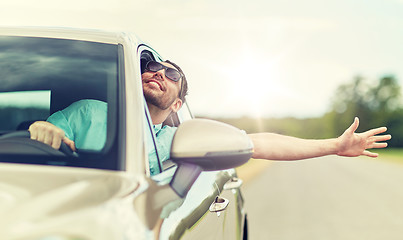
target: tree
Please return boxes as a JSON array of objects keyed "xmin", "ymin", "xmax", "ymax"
[
  {"xmin": 328, "ymin": 75, "xmax": 402, "ymax": 147},
  {"xmin": 329, "ymin": 76, "xmax": 373, "ymax": 135}
]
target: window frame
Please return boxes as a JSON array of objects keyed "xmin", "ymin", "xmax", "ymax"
[{"xmin": 138, "ymin": 46, "xmax": 163, "ymax": 176}]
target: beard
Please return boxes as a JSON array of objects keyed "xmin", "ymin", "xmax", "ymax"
[{"xmin": 143, "ymin": 87, "xmax": 176, "ymax": 110}]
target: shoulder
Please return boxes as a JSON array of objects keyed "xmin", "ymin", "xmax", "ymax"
[
  {"xmin": 160, "ymin": 125, "xmax": 178, "ymax": 135},
  {"xmin": 156, "ymin": 125, "xmax": 177, "ymax": 142},
  {"xmin": 67, "ymin": 99, "xmax": 107, "ymax": 111},
  {"xmin": 62, "ymin": 99, "xmax": 107, "ymax": 115}
]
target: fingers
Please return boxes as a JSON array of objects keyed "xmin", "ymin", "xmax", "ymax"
[
  {"xmin": 371, "ymin": 134, "xmax": 392, "ymax": 142},
  {"xmin": 49, "ymin": 133, "xmax": 62, "ymax": 150},
  {"xmin": 365, "ymin": 134, "xmax": 391, "ymax": 150},
  {"xmin": 63, "ymin": 137, "xmax": 77, "ymax": 152},
  {"xmin": 349, "ymin": 117, "xmax": 389, "ymax": 138},
  {"xmin": 29, "ymin": 124, "xmax": 39, "ymax": 141},
  {"xmin": 347, "ymin": 117, "xmax": 360, "ymax": 134},
  {"xmin": 364, "ymin": 126, "xmax": 388, "ymax": 137},
  {"xmin": 28, "ymin": 121, "xmax": 65, "ymax": 150},
  {"xmin": 362, "ymin": 150, "xmax": 379, "ymax": 158},
  {"xmin": 370, "ymin": 142, "xmax": 388, "ymax": 149},
  {"xmin": 340, "ymin": 118, "xmax": 391, "ymax": 158}
]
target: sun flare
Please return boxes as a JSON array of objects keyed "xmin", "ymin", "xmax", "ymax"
[{"xmin": 222, "ymin": 58, "xmax": 284, "ymax": 118}]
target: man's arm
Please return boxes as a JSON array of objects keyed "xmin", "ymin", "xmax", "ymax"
[
  {"xmin": 28, "ymin": 99, "xmax": 107, "ymax": 152},
  {"xmin": 249, "ymin": 117, "xmax": 391, "ymax": 161}
]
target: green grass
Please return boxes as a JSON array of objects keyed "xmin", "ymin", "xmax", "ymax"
[{"xmin": 372, "ymin": 148, "xmax": 403, "ymax": 164}]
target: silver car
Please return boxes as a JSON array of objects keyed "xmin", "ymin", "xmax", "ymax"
[{"xmin": 0, "ymin": 27, "xmax": 252, "ymax": 240}]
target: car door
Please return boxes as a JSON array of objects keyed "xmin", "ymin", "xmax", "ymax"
[
  {"xmin": 153, "ymin": 107, "xmax": 245, "ymax": 240},
  {"xmin": 177, "ymin": 106, "xmax": 246, "ymax": 239}
]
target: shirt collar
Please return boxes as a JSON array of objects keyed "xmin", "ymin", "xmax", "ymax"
[{"xmin": 153, "ymin": 124, "xmax": 163, "ymax": 134}]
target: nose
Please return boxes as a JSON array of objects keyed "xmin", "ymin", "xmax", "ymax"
[{"xmin": 153, "ymin": 69, "xmax": 165, "ymax": 80}]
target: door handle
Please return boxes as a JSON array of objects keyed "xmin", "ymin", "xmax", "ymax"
[
  {"xmin": 209, "ymin": 196, "xmax": 229, "ymax": 213},
  {"xmin": 223, "ymin": 177, "xmax": 243, "ymax": 190}
]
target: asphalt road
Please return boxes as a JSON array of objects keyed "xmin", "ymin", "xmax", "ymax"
[{"xmin": 242, "ymin": 156, "xmax": 403, "ymax": 240}]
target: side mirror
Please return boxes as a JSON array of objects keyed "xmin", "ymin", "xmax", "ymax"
[{"xmin": 169, "ymin": 118, "xmax": 253, "ymax": 197}]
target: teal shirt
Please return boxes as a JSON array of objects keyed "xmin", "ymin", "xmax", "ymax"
[
  {"xmin": 147, "ymin": 124, "xmax": 177, "ymax": 175},
  {"xmin": 47, "ymin": 99, "xmax": 107, "ymax": 151},
  {"xmin": 47, "ymin": 99, "xmax": 176, "ymax": 175}
]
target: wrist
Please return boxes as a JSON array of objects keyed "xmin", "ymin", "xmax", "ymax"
[
  {"xmin": 327, "ymin": 137, "xmax": 341, "ymax": 156},
  {"xmin": 333, "ymin": 137, "xmax": 343, "ymax": 156}
]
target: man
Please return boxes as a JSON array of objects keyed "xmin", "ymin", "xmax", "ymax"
[{"xmin": 29, "ymin": 60, "xmax": 391, "ymax": 165}]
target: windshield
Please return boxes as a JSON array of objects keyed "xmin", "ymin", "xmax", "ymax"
[{"xmin": 0, "ymin": 36, "xmax": 120, "ymax": 170}]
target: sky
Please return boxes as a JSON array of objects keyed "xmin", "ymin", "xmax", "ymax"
[{"xmin": 1, "ymin": 0, "xmax": 402, "ymax": 118}]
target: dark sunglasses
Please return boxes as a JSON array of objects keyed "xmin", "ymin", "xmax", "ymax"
[{"xmin": 145, "ymin": 61, "xmax": 183, "ymax": 82}]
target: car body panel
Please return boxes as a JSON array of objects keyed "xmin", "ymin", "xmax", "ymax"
[
  {"xmin": 160, "ymin": 169, "xmax": 245, "ymax": 239},
  {"xmin": 0, "ymin": 163, "xmax": 152, "ymax": 239}
]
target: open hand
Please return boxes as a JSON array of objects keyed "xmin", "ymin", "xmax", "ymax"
[{"xmin": 337, "ymin": 117, "xmax": 391, "ymax": 158}]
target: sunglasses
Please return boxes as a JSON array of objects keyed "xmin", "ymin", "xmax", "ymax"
[{"xmin": 145, "ymin": 61, "xmax": 183, "ymax": 82}]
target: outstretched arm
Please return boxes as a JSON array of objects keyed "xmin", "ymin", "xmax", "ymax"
[{"xmin": 249, "ymin": 117, "xmax": 391, "ymax": 161}]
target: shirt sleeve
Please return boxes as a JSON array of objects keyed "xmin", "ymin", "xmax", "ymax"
[
  {"xmin": 47, "ymin": 99, "xmax": 107, "ymax": 151},
  {"xmin": 47, "ymin": 110, "xmax": 74, "ymax": 141}
]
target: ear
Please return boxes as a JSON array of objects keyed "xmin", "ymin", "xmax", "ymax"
[{"xmin": 169, "ymin": 98, "xmax": 183, "ymax": 113}]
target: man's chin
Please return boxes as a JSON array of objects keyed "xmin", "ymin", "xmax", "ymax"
[{"xmin": 144, "ymin": 94, "xmax": 171, "ymax": 110}]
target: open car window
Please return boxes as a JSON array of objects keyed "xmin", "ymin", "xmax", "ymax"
[
  {"xmin": 139, "ymin": 48, "xmax": 195, "ymax": 176},
  {"xmin": 0, "ymin": 36, "xmax": 120, "ymax": 170},
  {"xmin": 140, "ymin": 49, "xmax": 163, "ymax": 176},
  {"xmin": 140, "ymin": 48, "xmax": 179, "ymax": 176}
]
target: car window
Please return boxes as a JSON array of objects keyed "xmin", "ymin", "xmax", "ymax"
[
  {"xmin": 177, "ymin": 102, "xmax": 193, "ymax": 122},
  {"xmin": 0, "ymin": 90, "xmax": 50, "ymax": 130},
  {"xmin": 140, "ymin": 48, "xmax": 183, "ymax": 176},
  {"xmin": 0, "ymin": 36, "xmax": 120, "ymax": 170},
  {"xmin": 159, "ymin": 105, "xmax": 193, "ymax": 172}
]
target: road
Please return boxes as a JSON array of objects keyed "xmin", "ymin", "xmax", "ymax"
[{"xmin": 242, "ymin": 156, "xmax": 403, "ymax": 240}]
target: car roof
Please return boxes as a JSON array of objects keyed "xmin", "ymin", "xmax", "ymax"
[{"xmin": 0, "ymin": 26, "xmax": 140, "ymax": 46}]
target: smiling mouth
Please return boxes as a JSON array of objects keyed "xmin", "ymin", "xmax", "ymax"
[{"xmin": 146, "ymin": 80, "xmax": 164, "ymax": 91}]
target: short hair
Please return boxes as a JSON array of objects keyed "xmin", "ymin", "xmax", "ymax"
[{"xmin": 165, "ymin": 60, "xmax": 188, "ymax": 103}]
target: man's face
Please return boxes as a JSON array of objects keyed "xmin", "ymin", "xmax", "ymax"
[{"xmin": 142, "ymin": 62, "xmax": 183, "ymax": 111}]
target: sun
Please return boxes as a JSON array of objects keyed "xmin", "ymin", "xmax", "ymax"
[{"xmin": 222, "ymin": 57, "xmax": 283, "ymax": 118}]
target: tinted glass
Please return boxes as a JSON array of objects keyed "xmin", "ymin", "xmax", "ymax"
[{"xmin": 0, "ymin": 36, "xmax": 119, "ymax": 169}]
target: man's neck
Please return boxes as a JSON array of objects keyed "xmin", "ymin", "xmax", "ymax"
[{"xmin": 147, "ymin": 103, "xmax": 171, "ymax": 125}]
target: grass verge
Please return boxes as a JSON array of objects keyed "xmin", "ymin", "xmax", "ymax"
[
  {"xmin": 373, "ymin": 148, "xmax": 403, "ymax": 164},
  {"xmin": 236, "ymin": 158, "xmax": 272, "ymax": 183}
]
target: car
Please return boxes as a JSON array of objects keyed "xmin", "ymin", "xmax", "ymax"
[{"xmin": 0, "ymin": 27, "xmax": 252, "ymax": 240}]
